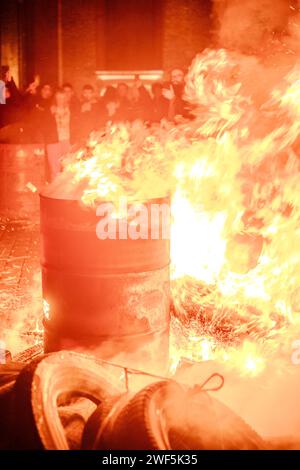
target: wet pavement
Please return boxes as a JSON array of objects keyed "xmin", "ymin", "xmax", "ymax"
[{"xmin": 0, "ymin": 144, "xmax": 45, "ymax": 355}]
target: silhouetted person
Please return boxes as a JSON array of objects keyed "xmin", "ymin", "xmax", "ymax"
[
  {"xmin": 25, "ymin": 83, "xmax": 54, "ymax": 143},
  {"xmin": 43, "ymin": 88, "xmax": 71, "ymax": 181},
  {"xmin": 63, "ymin": 82, "xmax": 80, "ymax": 113},
  {"xmin": 23, "ymin": 75, "xmax": 40, "ymax": 109},
  {"xmin": 38, "ymin": 84, "xmax": 54, "ymax": 109},
  {"xmin": 116, "ymin": 83, "xmax": 130, "ymax": 121},
  {"xmin": 0, "ymin": 80, "xmax": 5, "ymax": 105},
  {"xmin": 0, "ymin": 66, "xmax": 22, "ymax": 130},
  {"xmin": 98, "ymin": 85, "xmax": 120, "ymax": 125},
  {"xmin": 162, "ymin": 68, "xmax": 191, "ymax": 120},
  {"xmin": 150, "ymin": 82, "xmax": 169, "ymax": 123},
  {"xmin": 128, "ymin": 76, "xmax": 152, "ymax": 121},
  {"xmin": 1, "ymin": 66, "xmax": 22, "ymax": 106},
  {"xmin": 73, "ymin": 84, "xmax": 100, "ymax": 143},
  {"xmin": 102, "ymin": 85, "xmax": 117, "ymax": 103}
]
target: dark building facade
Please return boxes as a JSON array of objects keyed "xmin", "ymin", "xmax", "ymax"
[{"xmin": 0, "ymin": 0, "xmax": 213, "ymax": 90}]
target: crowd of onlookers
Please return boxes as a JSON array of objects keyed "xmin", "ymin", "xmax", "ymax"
[{"xmin": 0, "ymin": 66, "xmax": 192, "ymax": 179}]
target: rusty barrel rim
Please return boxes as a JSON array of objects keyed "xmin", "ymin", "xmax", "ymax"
[{"xmin": 40, "ymin": 193, "xmax": 171, "ymax": 273}]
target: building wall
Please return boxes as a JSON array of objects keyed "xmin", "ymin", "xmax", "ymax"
[
  {"xmin": 50, "ymin": 0, "xmax": 212, "ymax": 89},
  {"xmin": 104, "ymin": 0, "xmax": 163, "ymax": 71},
  {"xmin": 61, "ymin": 0, "xmax": 100, "ymax": 91},
  {"xmin": 213, "ymin": 0, "xmax": 290, "ymax": 52},
  {"xmin": 0, "ymin": 0, "xmax": 213, "ymax": 90},
  {"xmin": 31, "ymin": 0, "xmax": 59, "ymax": 86},
  {"xmin": 1, "ymin": 0, "xmax": 59, "ymax": 88},
  {"xmin": 0, "ymin": 0, "xmax": 20, "ymax": 85},
  {"xmin": 162, "ymin": 0, "xmax": 212, "ymax": 73}
]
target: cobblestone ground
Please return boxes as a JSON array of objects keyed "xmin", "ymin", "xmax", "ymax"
[{"xmin": 0, "ymin": 145, "xmax": 44, "ymax": 355}]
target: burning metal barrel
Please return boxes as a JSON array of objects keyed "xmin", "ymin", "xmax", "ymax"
[{"xmin": 40, "ymin": 194, "xmax": 170, "ymax": 372}]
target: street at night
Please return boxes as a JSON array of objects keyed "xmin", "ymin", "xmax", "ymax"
[{"xmin": 1, "ymin": 0, "xmax": 300, "ymax": 459}]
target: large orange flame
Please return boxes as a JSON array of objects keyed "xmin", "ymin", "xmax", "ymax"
[{"xmin": 46, "ymin": 49, "xmax": 300, "ymax": 376}]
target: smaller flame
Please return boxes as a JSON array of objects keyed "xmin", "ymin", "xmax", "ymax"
[{"xmin": 43, "ymin": 299, "xmax": 50, "ymax": 321}]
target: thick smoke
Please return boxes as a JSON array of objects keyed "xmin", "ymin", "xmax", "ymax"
[
  {"xmin": 206, "ymin": 0, "xmax": 300, "ymax": 108},
  {"xmin": 213, "ymin": 0, "xmax": 292, "ymax": 52}
]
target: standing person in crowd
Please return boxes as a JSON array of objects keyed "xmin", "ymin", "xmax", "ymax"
[
  {"xmin": 26, "ymin": 83, "xmax": 53, "ymax": 143},
  {"xmin": 43, "ymin": 88, "xmax": 71, "ymax": 181},
  {"xmin": 99, "ymin": 85, "xmax": 119, "ymax": 125},
  {"xmin": 162, "ymin": 68, "xmax": 191, "ymax": 120},
  {"xmin": 23, "ymin": 74, "xmax": 40, "ymax": 108},
  {"xmin": 102, "ymin": 85, "xmax": 117, "ymax": 104},
  {"xmin": 37, "ymin": 83, "xmax": 54, "ymax": 109},
  {"xmin": 21, "ymin": 75, "xmax": 42, "ymax": 141},
  {"xmin": 100, "ymin": 85, "xmax": 136, "ymax": 125},
  {"xmin": 128, "ymin": 75, "xmax": 152, "ymax": 122},
  {"xmin": 0, "ymin": 79, "xmax": 5, "ymax": 132},
  {"xmin": 150, "ymin": 82, "xmax": 169, "ymax": 123},
  {"xmin": 0, "ymin": 80, "xmax": 5, "ymax": 105},
  {"xmin": 63, "ymin": 82, "xmax": 80, "ymax": 112},
  {"xmin": 0, "ymin": 66, "xmax": 23, "ymax": 129},
  {"xmin": 74, "ymin": 84, "xmax": 100, "ymax": 143},
  {"xmin": 116, "ymin": 83, "xmax": 130, "ymax": 121},
  {"xmin": 62, "ymin": 82, "xmax": 80, "ymax": 144},
  {"xmin": 1, "ymin": 66, "xmax": 22, "ymax": 105}
]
